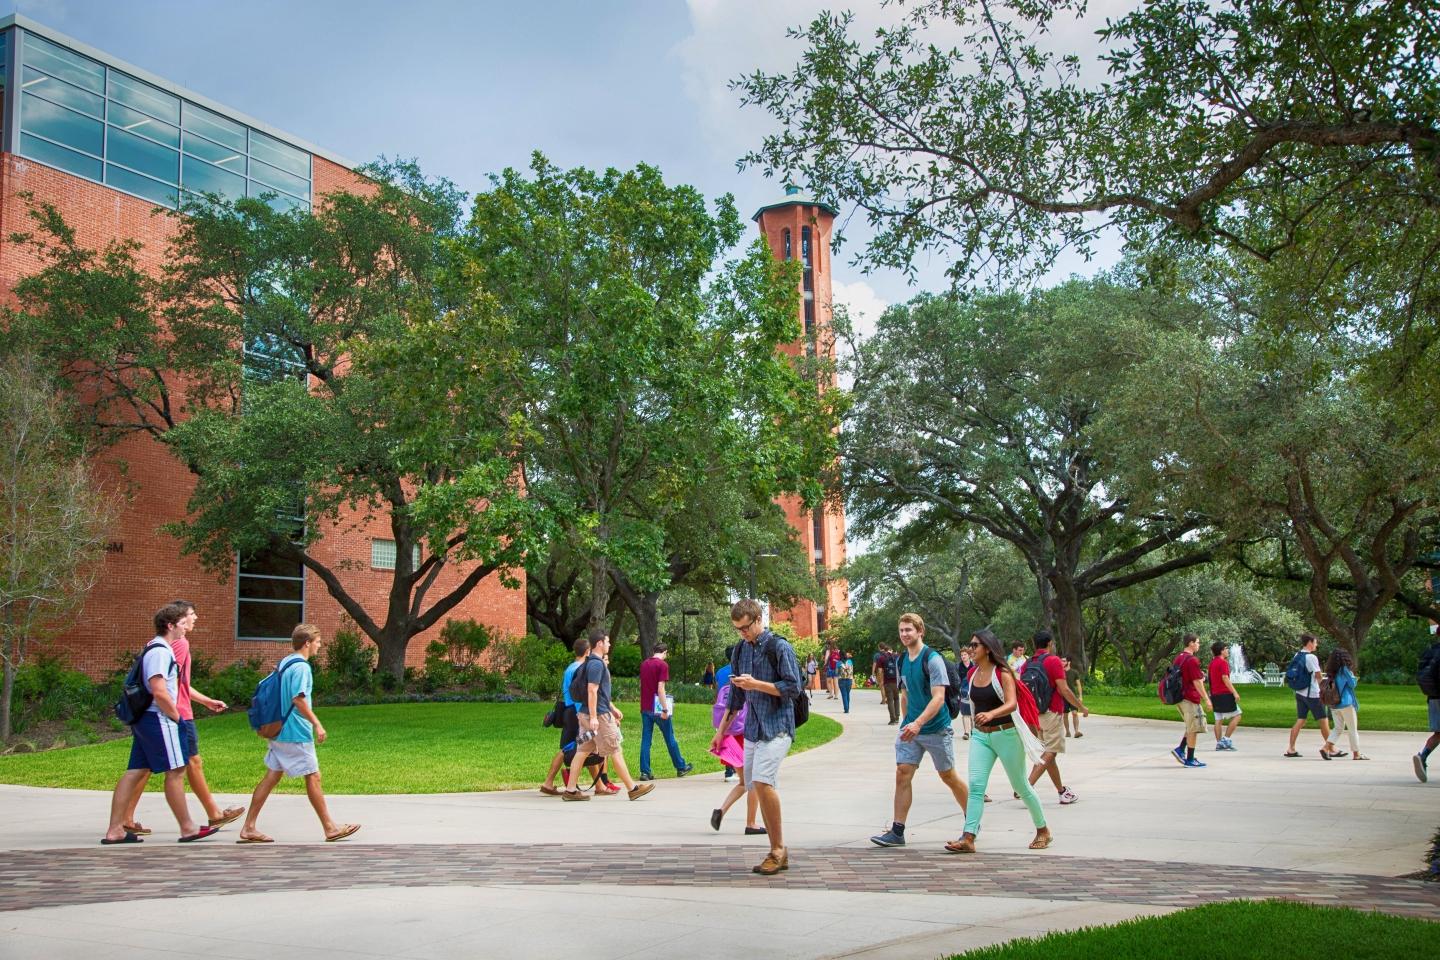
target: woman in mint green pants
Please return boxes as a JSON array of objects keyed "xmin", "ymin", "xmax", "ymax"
[{"xmin": 946, "ymin": 629, "xmax": 1050, "ymax": 853}]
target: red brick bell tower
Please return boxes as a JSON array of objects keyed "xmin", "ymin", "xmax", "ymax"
[{"xmin": 753, "ymin": 186, "xmax": 849, "ymax": 637}]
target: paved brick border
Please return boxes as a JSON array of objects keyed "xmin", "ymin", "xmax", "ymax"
[{"xmin": 3, "ymin": 844, "xmax": 1438, "ymax": 919}]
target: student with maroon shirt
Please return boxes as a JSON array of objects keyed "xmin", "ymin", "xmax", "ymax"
[
  {"xmin": 638, "ymin": 644, "xmax": 693, "ymax": 781},
  {"xmin": 1024, "ymin": 631, "xmax": 1087, "ymax": 804},
  {"xmin": 1170, "ymin": 633, "xmax": 1212, "ymax": 768},
  {"xmin": 1208, "ymin": 641, "xmax": 1242, "ymax": 751}
]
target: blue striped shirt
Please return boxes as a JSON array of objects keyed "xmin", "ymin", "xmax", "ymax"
[{"xmin": 728, "ymin": 630, "xmax": 802, "ymax": 742}]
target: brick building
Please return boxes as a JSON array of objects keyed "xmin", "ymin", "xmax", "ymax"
[
  {"xmin": 753, "ymin": 186, "xmax": 850, "ymax": 637},
  {"xmin": 0, "ymin": 15, "xmax": 525, "ymax": 674}
]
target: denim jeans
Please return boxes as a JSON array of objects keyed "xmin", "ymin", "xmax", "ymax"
[
  {"xmin": 640, "ymin": 711, "xmax": 687, "ymax": 774},
  {"xmin": 839, "ymin": 678, "xmax": 852, "ymax": 712}
]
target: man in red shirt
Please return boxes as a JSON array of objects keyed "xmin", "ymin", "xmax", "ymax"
[
  {"xmin": 638, "ymin": 644, "xmax": 693, "ymax": 781},
  {"xmin": 1024, "ymin": 631, "xmax": 1087, "ymax": 804},
  {"xmin": 1170, "ymin": 633, "xmax": 1213, "ymax": 768},
  {"xmin": 1208, "ymin": 641, "xmax": 1242, "ymax": 751}
]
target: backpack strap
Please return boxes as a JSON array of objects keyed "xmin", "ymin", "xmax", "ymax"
[{"xmin": 275, "ymin": 656, "xmax": 306, "ymax": 726}]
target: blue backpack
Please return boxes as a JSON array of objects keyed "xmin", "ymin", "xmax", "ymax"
[
  {"xmin": 248, "ymin": 657, "xmax": 306, "ymax": 739},
  {"xmin": 1284, "ymin": 651, "xmax": 1312, "ymax": 692}
]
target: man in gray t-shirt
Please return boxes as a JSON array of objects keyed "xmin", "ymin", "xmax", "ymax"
[
  {"xmin": 562, "ymin": 628, "xmax": 654, "ymax": 802},
  {"xmin": 1286, "ymin": 633, "xmax": 1333, "ymax": 757}
]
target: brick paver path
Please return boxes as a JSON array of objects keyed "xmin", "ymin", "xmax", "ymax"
[{"xmin": 4, "ymin": 844, "xmax": 1438, "ymax": 918}]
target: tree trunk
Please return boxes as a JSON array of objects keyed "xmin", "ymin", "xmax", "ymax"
[
  {"xmin": 1048, "ymin": 572, "xmax": 1087, "ymax": 667},
  {"xmin": 590, "ymin": 556, "xmax": 609, "ymax": 626},
  {"xmin": 376, "ymin": 626, "xmax": 410, "ymax": 681},
  {"xmin": 1, "ymin": 650, "xmax": 14, "ymax": 742}
]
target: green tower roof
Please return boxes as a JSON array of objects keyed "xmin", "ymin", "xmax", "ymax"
[{"xmin": 751, "ymin": 184, "xmax": 840, "ymax": 222}]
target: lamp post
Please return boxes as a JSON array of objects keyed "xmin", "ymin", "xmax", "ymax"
[{"xmin": 680, "ymin": 608, "xmax": 701, "ymax": 681}]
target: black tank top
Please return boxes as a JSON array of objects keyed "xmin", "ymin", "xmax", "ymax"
[{"xmin": 969, "ymin": 670, "xmax": 1004, "ymax": 714}]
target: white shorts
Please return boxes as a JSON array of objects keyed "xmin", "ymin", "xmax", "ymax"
[
  {"xmin": 264, "ymin": 740, "xmax": 320, "ymax": 778},
  {"xmin": 744, "ymin": 734, "xmax": 792, "ymax": 789}
]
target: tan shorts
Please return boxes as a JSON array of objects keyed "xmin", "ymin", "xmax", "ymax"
[
  {"xmin": 1040, "ymin": 711, "xmax": 1065, "ymax": 754},
  {"xmin": 1178, "ymin": 700, "xmax": 1208, "ymax": 736},
  {"xmin": 575, "ymin": 712, "xmax": 623, "ymax": 758}
]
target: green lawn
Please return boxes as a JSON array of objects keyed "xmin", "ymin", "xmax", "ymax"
[
  {"xmin": 0, "ymin": 701, "xmax": 841, "ymax": 794},
  {"xmin": 1086, "ymin": 683, "xmax": 1429, "ymax": 731},
  {"xmin": 949, "ymin": 901, "xmax": 1438, "ymax": 960}
]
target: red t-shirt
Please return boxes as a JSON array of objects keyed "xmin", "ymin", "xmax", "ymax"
[
  {"xmin": 1208, "ymin": 656, "xmax": 1231, "ymax": 695},
  {"xmin": 1040, "ymin": 653, "xmax": 1067, "ymax": 713},
  {"xmin": 826, "ymin": 648, "xmax": 841, "ymax": 670},
  {"xmin": 171, "ymin": 634, "xmax": 194, "ymax": 721},
  {"xmin": 1176, "ymin": 651, "xmax": 1204, "ymax": 703},
  {"xmin": 639, "ymin": 656, "xmax": 669, "ymax": 713}
]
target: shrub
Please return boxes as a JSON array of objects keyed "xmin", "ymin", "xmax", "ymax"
[
  {"xmin": 7, "ymin": 654, "xmax": 112, "ymax": 734},
  {"xmin": 201, "ymin": 659, "xmax": 266, "ymax": 710},
  {"xmin": 438, "ymin": 618, "xmax": 492, "ymax": 667},
  {"xmin": 322, "ymin": 626, "xmax": 378, "ymax": 695},
  {"xmin": 608, "ymin": 641, "xmax": 642, "ymax": 678},
  {"xmin": 494, "ymin": 633, "xmax": 573, "ymax": 698}
]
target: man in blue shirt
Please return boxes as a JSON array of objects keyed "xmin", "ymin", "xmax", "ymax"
[
  {"xmin": 871, "ymin": 613, "xmax": 970, "ymax": 848},
  {"xmin": 540, "ymin": 636, "xmax": 593, "ymax": 795},
  {"xmin": 711, "ymin": 599, "xmax": 802, "ymax": 876},
  {"xmin": 237, "ymin": 624, "xmax": 359, "ymax": 843}
]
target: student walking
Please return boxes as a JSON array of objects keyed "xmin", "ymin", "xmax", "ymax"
[
  {"xmin": 945, "ymin": 628, "xmax": 1049, "ymax": 853},
  {"xmin": 825, "ymin": 642, "xmax": 842, "ymax": 699},
  {"xmin": 563, "ymin": 628, "xmax": 654, "ymax": 802},
  {"xmin": 1286, "ymin": 634, "xmax": 1332, "ymax": 758},
  {"xmin": 101, "ymin": 603, "xmax": 220, "ymax": 845},
  {"xmin": 957, "ymin": 649, "xmax": 974, "ymax": 739},
  {"xmin": 1023, "ymin": 631, "xmax": 1086, "ymax": 804},
  {"xmin": 639, "ymin": 644, "xmax": 693, "ymax": 780},
  {"xmin": 236, "ymin": 624, "xmax": 359, "ymax": 843},
  {"xmin": 871, "ymin": 613, "xmax": 969, "ymax": 848},
  {"xmin": 874, "ymin": 644, "xmax": 901, "ymax": 724},
  {"xmin": 1321, "ymin": 649, "xmax": 1369, "ymax": 761},
  {"xmin": 1417, "ymin": 636, "xmax": 1440, "ymax": 782},
  {"xmin": 710, "ymin": 598, "xmax": 803, "ymax": 875},
  {"xmin": 540, "ymin": 637, "xmax": 598, "ymax": 796},
  {"xmin": 1170, "ymin": 633, "xmax": 1212, "ymax": 768},
  {"xmin": 1208, "ymin": 641, "xmax": 1242, "ymax": 751},
  {"xmin": 709, "ymin": 665, "xmax": 764, "ymax": 835},
  {"xmin": 121, "ymin": 600, "xmax": 243, "ymax": 837},
  {"xmin": 805, "ymin": 654, "xmax": 819, "ymax": 696},
  {"xmin": 838, "ymin": 652, "xmax": 854, "ymax": 713},
  {"xmin": 1061, "ymin": 657, "xmax": 1084, "ymax": 738}
]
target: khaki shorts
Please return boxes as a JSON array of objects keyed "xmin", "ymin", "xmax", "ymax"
[
  {"xmin": 575, "ymin": 712, "xmax": 623, "ymax": 758},
  {"xmin": 1178, "ymin": 700, "xmax": 1208, "ymax": 736},
  {"xmin": 1039, "ymin": 711, "xmax": 1065, "ymax": 754}
]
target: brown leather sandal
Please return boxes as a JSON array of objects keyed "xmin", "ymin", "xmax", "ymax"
[
  {"xmin": 1028, "ymin": 828, "xmax": 1053, "ymax": 850},
  {"xmin": 944, "ymin": 833, "xmax": 977, "ymax": 854}
]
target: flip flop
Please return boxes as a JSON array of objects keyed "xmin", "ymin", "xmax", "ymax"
[
  {"xmin": 122, "ymin": 822, "xmax": 153, "ymax": 836},
  {"xmin": 236, "ymin": 834, "xmax": 274, "ymax": 844},
  {"xmin": 178, "ymin": 825, "xmax": 220, "ymax": 843},
  {"xmin": 100, "ymin": 832, "xmax": 143, "ymax": 845},
  {"xmin": 209, "ymin": 807, "xmax": 245, "ymax": 828},
  {"xmin": 325, "ymin": 824, "xmax": 361, "ymax": 842}
]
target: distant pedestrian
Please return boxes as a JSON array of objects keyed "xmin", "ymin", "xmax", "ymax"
[
  {"xmin": 805, "ymin": 653, "xmax": 819, "ymax": 696},
  {"xmin": 563, "ymin": 628, "xmax": 654, "ymax": 802},
  {"xmin": 825, "ymin": 642, "xmax": 841, "ymax": 699},
  {"xmin": 701, "ymin": 661, "xmax": 716, "ymax": 689},
  {"xmin": 639, "ymin": 643, "xmax": 693, "ymax": 781},
  {"xmin": 120, "ymin": 600, "xmax": 243, "ymax": 837},
  {"xmin": 237, "ymin": 624, "xmax": 359, "ymax": 843},
  {"xmin": 945, "ymin": 628, "xmax": 1049, "ymax": 854},
  {"xmin": 101, "ymin": 603, "xmax": 219, "ymax": 845},
  {"xmin": 1416, "ymin": 635, "xmax": 1440, "ymax": 783},
  {"xmin": 1285, "ymin": 634, "xmax": 1332, "ymax": 758},
  {"xmin": 709, "ymin": 665, "xmax": 763, "ymax": 835},
  {"xmin": 1023, "ymin": 631, "xmax": 1086, "ymax": 804},
  {"xmin": 1061, "ymin": 657, "xmax": 1084, "ymax": 738},
  {"xmin": 1321, "ymin": 648, "xmax": 1369, "ymax": 761},
  {"xmin": 871, "ymin": 613, "xmax": 969, "ymax": 848},
  {"xmin": 1208, "ymin": 641, "xmax": 1241, "ymax": 751},
  {"xmin": 711, "ymin": 598, "xmax": 802, "ymax": 875},
  {"xmin": 874, "ymin": 644, "xmax": 900, "ymax": 724},
  {"xmin": 1169, "ymin": 633, "xmax": 1211, "ymax": 769},
  {"xmin": 838, "ymin": 652, "xmax": 854, "ymax": 713},
  {"xmin": 1007, "ymin": 641, "xmax": 1028, "ymax": 673},
  {"xmin": 957, "ymin": 649, "xmax": 974, "ymax": 740},
  {"xmin": 716, "ymin": 649, "xmax": 736, "ymax": 780}
]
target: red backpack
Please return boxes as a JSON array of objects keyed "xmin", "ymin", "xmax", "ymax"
[{"xmin": 1014, "ymin": 675, "xmax": 1041, "ymax": 730}]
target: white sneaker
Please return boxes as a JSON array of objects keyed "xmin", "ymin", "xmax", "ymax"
[{"xmin": 1058, "ymin": 788, "xmax": 1078, "ymax": 805}]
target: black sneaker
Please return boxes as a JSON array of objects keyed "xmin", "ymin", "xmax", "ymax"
[
  {"xmin": 710, "ymin": 808, "xmax": 724, "ymax": 831},
  {"xmin": 638, "ymin": 773, "xmax": 655, "ymax": 782},
  {"xmin": 676, "ymin": 765, "xmax": 694, "ymax": 778}
]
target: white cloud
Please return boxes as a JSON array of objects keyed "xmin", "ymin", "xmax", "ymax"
[{"xmin": 830, "ymin": 278, "xmax": 887, "ymax": 344}]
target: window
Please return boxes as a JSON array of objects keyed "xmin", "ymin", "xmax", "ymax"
[
  {"xmin": 371, "ymin": 539, "xmax": 421, "ymax": 571},
  {"xmin": 782, "ymin": 228, "xmax": 791, "ymax": 260},
  {"xmin": 15, "ymin": 29, "xmax": 312, "ymax": 212},
  {"xmin": 237, "ymin": 548, "xmax": 304, "ymax": 642},
  {"xmin": 812, "ymin": 508, "xmax": 825, "ymax": 562},
  {"xmin": 801, "ymin": 226, "xmax": 812, "ymax": 266}
]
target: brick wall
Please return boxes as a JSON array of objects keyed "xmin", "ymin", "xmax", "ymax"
[{"xmin": 0, "ymin": 154, "xmax": 525, "ymax": 676}]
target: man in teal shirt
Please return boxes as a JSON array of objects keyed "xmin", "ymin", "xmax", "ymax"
[{"xmin": 871, "ymin": 612, "xmax": 970, "ymax": 847}]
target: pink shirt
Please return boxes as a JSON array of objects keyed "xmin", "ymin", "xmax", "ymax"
[{"xmin": 171, "ymin": 635, "xmax": 194, "ymax": 721}]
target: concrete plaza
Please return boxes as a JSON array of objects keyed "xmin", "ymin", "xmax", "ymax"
[{"xmin": 1, "ymin": 690, "xmax": 1436, "ymax": 959}]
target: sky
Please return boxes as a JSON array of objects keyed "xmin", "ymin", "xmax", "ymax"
[{"xmin": 10, "ymin": 0, "xmax": 1135, "ymax": 340}]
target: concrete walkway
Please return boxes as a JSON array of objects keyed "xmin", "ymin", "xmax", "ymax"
[{"xmin": 1, "ymin": 690, "xmax": 1436, "ymax": 959}]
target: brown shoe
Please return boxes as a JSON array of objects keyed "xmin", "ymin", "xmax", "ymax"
[
  {"xmin": 628, "ymin": 783, "xmax": 655, "ymax": 801},
  {"xmin": 752, "ymin": 848, "xmax": 788, "ymax": 875},
  {"xmin": 538, "ymin": 785, "xmax": 561, "ymax": 797},
  {"xmin": 944, "ymin": 833, "xmax": 976, "ymax": 854},
  {"xmin": 561, "ymin": 790, "xmax": 590, "ymax": 802},
  {"xmin": 1029, "ymin": 827, "xmax": 1053, "ymax": 850}
]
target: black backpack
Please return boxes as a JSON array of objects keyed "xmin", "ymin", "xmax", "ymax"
[
  {"xmin": 1020, "ymin": 653, "xmax": 1057, "ymax": 714},
  {"xmin": 569, "ymin": 655, "xmax": 604, "ymax": 704},
  {"xmin": 921, "ymin": 648, "xmax": 965, "ymax": 720},
  {"xmin": 1158, "ymin": 660, "xmax": 1186, "ymax": 705},
  {"xmin": 114, "ymin": 640, "xmax": 171, "ymax": 725},
  {"xmin": 761, "ymin": 634, "xmax": 808, "ymax": 728},
  {"xmin": 1418, "ymin": 643, "xmax": 1440, "ymax": 699}
]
